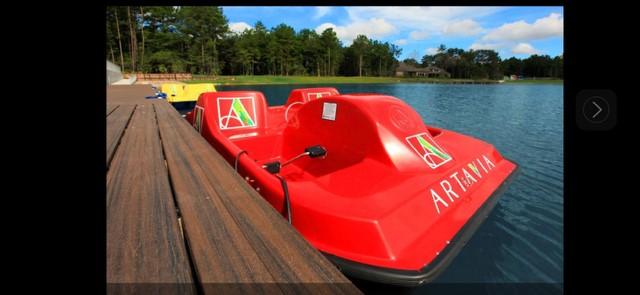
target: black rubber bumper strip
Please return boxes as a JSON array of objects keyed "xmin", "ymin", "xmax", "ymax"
[{"xmin": 322, "ymin": 160, "xmax": 520, "ymax": 287}]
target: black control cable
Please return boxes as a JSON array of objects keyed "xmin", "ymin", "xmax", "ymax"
[
  {"xmin": 262, "ymin": 145, "xmax": 327, "ymax": 225},
  {"xmin": 274, "ymin": 174, "xmax": 292, "ymax": 224},
  {"xmin": 234, "ymin": 150, "xmax": 248, "ymax": 172},
  {"xmin": 236, "ymin": 150, "xmax": 291, "ymax": 223}
]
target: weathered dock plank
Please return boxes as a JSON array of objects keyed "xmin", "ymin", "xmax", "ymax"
[
  {"xmin": 107, "ymin": 104, "xmax": 195, "ymax": 294},
  {"xmin": 154, "ymin": 101, "xmax": 281, "ymax": 295},
  {"xmin": 106, "ymin": 104, "xmax": 136, "ymax": 168},
  {"xmin": 154, "ymin": 102, "xmax": 361, "ymax": 294},
  {"xmin": 107, "ymin": 85, "xmax": 156, "ymax": 105},
  {"xmin": 107, "ymin": 104, "xmax": 118, "ymax": 116},
  {"xmin": 106, "ymin": 85, "xmax": 361, "ymax": 294}
]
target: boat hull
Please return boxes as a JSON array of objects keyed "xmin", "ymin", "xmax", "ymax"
[
  {"xmin": 185, "ymin": 88, "xmax": 518, "ymax": 286},
  {"xmin": 323, "ymin": 163, "xmax": 518, "ymax": 286}
]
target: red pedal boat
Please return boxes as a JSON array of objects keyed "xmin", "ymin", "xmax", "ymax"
[{"xmin": 185, "ymin": 87, "xmax": 518, "ymax": 286}]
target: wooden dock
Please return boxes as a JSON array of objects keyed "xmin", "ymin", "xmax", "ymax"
[{"xmin": 106, "ymin": 85, "xmax": 361, "ymax": 294}]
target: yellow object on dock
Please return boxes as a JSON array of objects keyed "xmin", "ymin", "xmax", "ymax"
[{"xmin": 161, "ymin": 83, "xmax": 217, "ymax": 103}]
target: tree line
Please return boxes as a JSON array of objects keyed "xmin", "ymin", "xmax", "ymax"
[
  {"xmin": 403, "ymin": 44, "xmax": 563, "ymax": 80},
  {"xmin": 106, "ymin": 6, "xmax": 562, "ymax": 79}
]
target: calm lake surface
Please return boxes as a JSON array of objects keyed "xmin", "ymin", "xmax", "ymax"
[{"xmin": 218, "ymin": 83, "xmax": 564, "ymax": 294}]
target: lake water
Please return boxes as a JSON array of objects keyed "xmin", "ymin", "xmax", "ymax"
[{"xmin": 217, "ymin": 83, "xmax": 564, "ymax": 294}]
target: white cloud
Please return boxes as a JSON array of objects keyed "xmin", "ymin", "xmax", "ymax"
[
  {"xmin": 229, "ymin": 22, "xmax": 252, "ymax": 34},
  {"xmin": 339, "ymin": 7, "xmax": 503, "ymax": 50},
  {"xmin": 314, "ymin": 7, "xmax": 331, "ymax": 19},
  {"xmin": 425, "ymin": 47, "xmax": 440, "ymax": 55},
  {"xmin": 315, "ymin": 18, "xmax": 397, "ymax": 45},
  {"xmin": 346, "ymin": 7, "xmax": 501, "ymax": 30},
  {"xmin": 409, "ymin": 30, "xmax": 429, "ymax": 40},
  {"xmin": 394, "ymin": 39, "xmax": 408, "ymax": 45},
  {"xmin": 465, "ymin": 13, "xmax": 561, "ymax": 56},
  {"xmin": 315, "ymin": 23, "xmax": 337, "ymax": 34},
  {"xmin": 309, "ymin": 7, "xmax": 559, "ymax": 58},
  {"xmin": 443, "ymin": 19, "xmax": 483, "ymax": 36},
  {"xmin": 470, "ymin": 42, "xmax": 502, "ymax": 50},
  {"xmin": 511, "ymin": 43, "xmax": 541, "ymax": 55},
  {"xmin": 481, "ymin": 13, "xmax": 563, "ymax": 42}
]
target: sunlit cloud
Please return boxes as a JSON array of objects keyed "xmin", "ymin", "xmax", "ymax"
[
  {"xmin": 409, "ymin": 30, "xmax": 429, "ymax": 40},
  {"xmin": 229, "ymin": 22, "xmax": 252, "ymax": 34},
  {"xmin": 481, "ymin": 13, "xmax": 563, "ymax": 42},
  {"xmin": 315, "ymin": 18, "xmax": 397, "ymax": 45},
  {"xmin": 511, "ymin": 43, "xmax": 541, "ymax": 55},
  {"xmin": 443, "ymin": 19, "xmax": 483, "ymax": 36}
]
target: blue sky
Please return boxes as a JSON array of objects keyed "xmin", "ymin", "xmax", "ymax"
[{"xmin": 222, "ymin": 6, "xmax": 563, "ymax": 60}]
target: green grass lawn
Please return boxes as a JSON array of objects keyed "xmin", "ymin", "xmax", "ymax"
[
  {"xmin": 503, "ymin": 78, "xmax": 563, "ymax": 84},
  {"xmin": 186, "ymin": 75, "xmax": 402, "ymax": 85},
  {"xmin": 182, "ymin": 75, "xmax": 563, "ymax": 85}
]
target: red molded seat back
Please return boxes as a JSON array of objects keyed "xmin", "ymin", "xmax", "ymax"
[
  {"xmin": 193, "ymin": 91, "xmax": 268, "ymax": 138},
  {"xmin": 284, "ymin": 87, "xmax": 339, "ymax": 121},
  {"xmin": 285, "ymin": 87, "xmax": 340, "ymax": 106},
  {"xmin": 282, "ymin": 95, "xmax": 394, "ymax": 176},
  {"xmin": 282, "ymin": 94, "xmax": 439, "ymax": 176}
]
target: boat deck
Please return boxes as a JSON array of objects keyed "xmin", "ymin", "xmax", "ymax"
[{"xmin": 106, "ymin": 85, "xmax": 360, "ymax": 294}]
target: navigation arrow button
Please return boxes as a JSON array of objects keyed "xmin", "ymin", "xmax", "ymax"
[
  {"xmin": 591, "ymin": 101, "xmax": 602, "ymax": 119},
  {"xmin": 577, "ymin": 90, "xmax": 616, "ymax": 131},
  {"xmin": 583, "ymin": 96, "xmax": 609, "ymax": 123}
]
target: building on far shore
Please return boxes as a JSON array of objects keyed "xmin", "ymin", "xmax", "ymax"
[
  {"xmin": 503, "ymin": 74, "xmax": 525, "ymax": 80},
  {"xmin": 395, "ymin": 62, "xmax": 450, "ymax": 78}
]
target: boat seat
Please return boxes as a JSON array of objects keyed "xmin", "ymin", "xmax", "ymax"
[
  {"xmin": 284, "ymin": 88, "xmax": 339, "ymax": 122},
  {"xmin": 195, "ymin": 91, "xmax": 268, "ymax": 138},
  {"xmin": 281, "ymin": 94, "xmax": 395, "ymax": 178}
]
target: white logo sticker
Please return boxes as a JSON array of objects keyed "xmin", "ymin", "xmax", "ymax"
[
  {"xmin": 405, "ymin": 132, "xmax": 453, "ymax": 169},
  {"xmin": 216, "ymin": 96, "xmax": 257, "ymax": 130},
  {"xmin": 322, "ymin": 102, "xmax": 337, "ymax": 121},
  {"xmin": 307, "ymin": 92, "xmax": 332, "ymax": 100}
]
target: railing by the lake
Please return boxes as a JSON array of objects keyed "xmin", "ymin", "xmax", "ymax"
[
  {"xmin": 403, "ymin": 79, "xmax": 503, "ymax": 84},
  {"xmin": 131, "ymin": 72, "xmax": 193, "ymax": 81},
  {"xmin": 127, "ymin": 73, "xmax": 507, "ymax": 84}
]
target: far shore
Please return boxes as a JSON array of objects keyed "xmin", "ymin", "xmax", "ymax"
[{"xmin": 178, "ymin": 75, "xmax": 563, "ymax": 86}]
